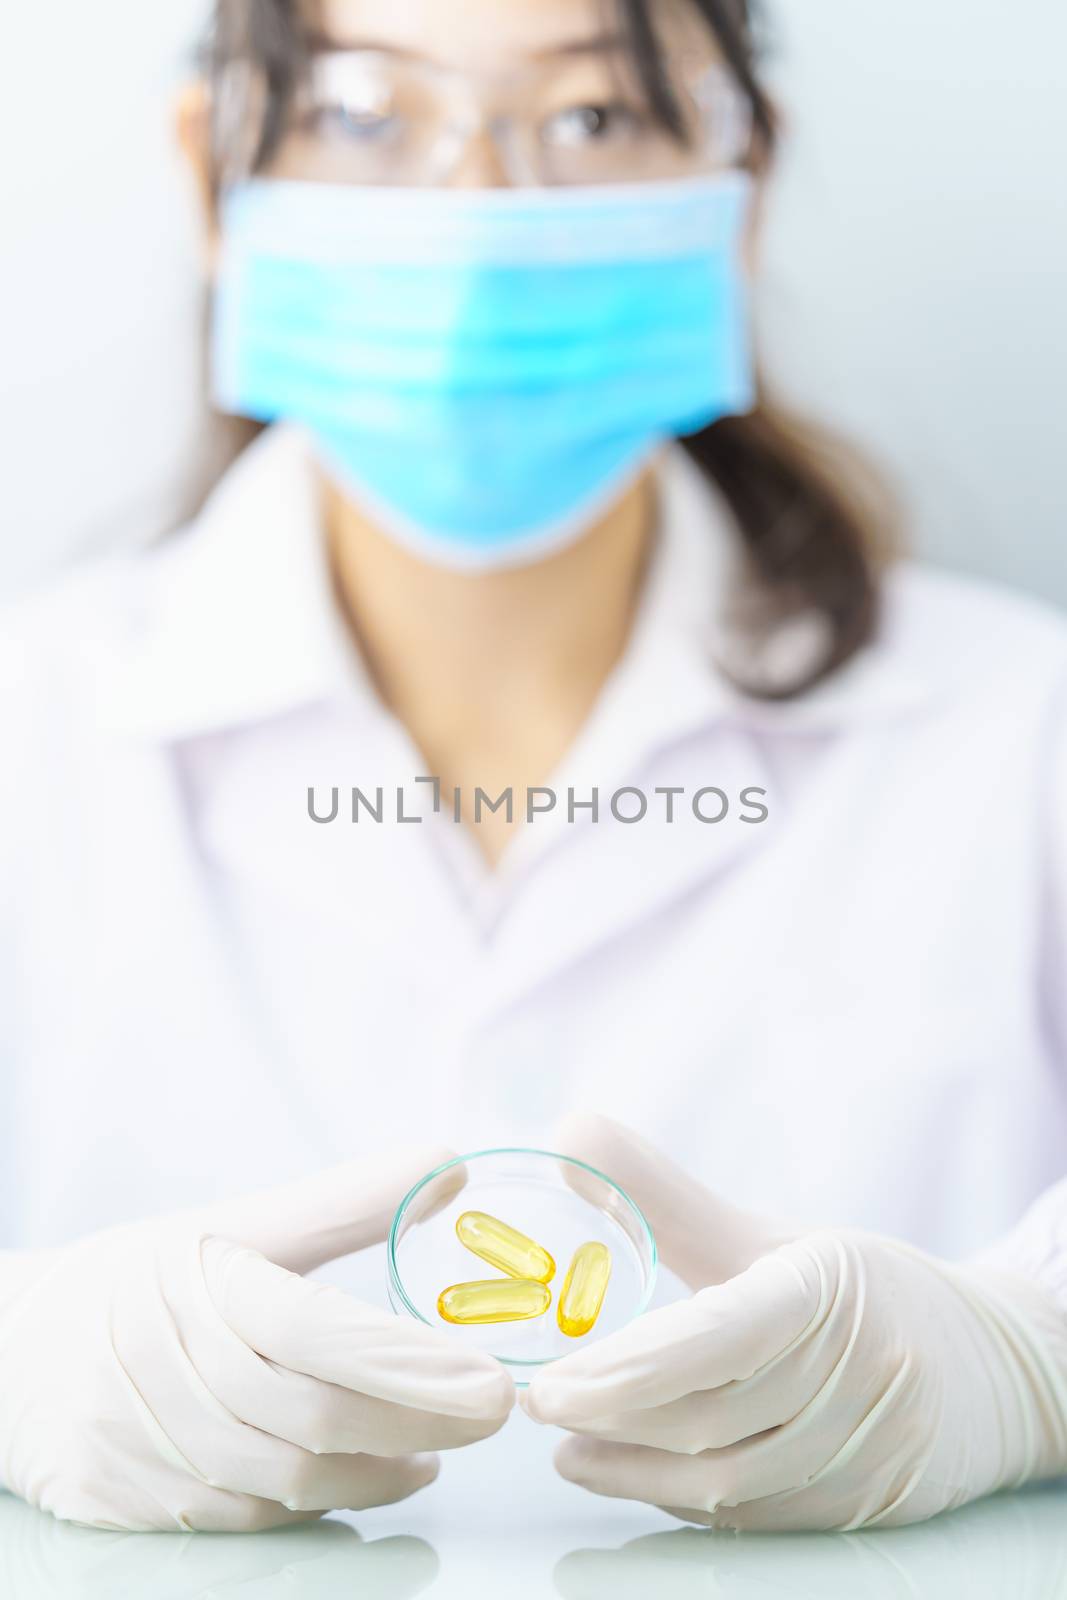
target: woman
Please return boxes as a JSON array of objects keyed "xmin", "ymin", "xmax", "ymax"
[{"xmin": 1, "ymin": 0, "xmax": 1066, "ymax": 1535}]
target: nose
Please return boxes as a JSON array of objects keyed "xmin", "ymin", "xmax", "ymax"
[{"xmin": 441, "ymin": 122, "xmax": 515, "ymax": 190}]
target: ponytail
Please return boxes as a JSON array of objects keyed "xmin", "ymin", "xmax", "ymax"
[{"xmin": 683, "ymin": 401, "xmax": 897, "ymax": 697}]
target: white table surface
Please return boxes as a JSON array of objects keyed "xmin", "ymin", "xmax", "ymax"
[{"xmin": 3, "ymin": 1413, "xmax": 1065, "ymax": 1598}]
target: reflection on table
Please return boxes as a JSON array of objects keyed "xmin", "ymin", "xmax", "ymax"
[
  {"xmin": 2, "ymin": 1481, "xmax": 1066, "ymax": 1600},
  {"xmin": 554, "ymin": 1484, "xmax": 1067, "ymax": 1599},
  {"xmin": 0, "ymin": 1498, "xmax": 437, "ymax": 1598}
]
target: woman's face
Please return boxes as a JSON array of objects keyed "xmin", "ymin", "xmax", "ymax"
[{"xmin": 263, "ymin": 0, "xmax": 727, "ymax": 188}]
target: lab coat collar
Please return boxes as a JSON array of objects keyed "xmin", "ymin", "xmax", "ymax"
[{"xmin": 101, "ymin": 423, "xmax": 931, "ymax": 743}]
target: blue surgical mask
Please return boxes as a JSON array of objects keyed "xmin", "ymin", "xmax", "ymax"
[{"xmin": 213, "ymin": 175, "xmax": 755, "ymax": 569}]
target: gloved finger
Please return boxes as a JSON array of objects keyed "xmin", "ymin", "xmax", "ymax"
[
  {"xmin": 532, "ymin": 1247, "xmax": 846, "ymax": 1452},
  {"xmin": 660, "ymin": 1506, "xmax": 716, "ymax": 1526},
  {"xmin": 553, "ymin": 1340, "xmax": 920, "ymax": 1531},
  {"xmin": 202, "ymin": 1237, "xmax": 515, "ymax": 1423},
  {"xmin": 180, "ymin": 1217, "xmax": 501, "ymax": 1455},
  {"xmin": 555, "ymin": 1436, "xmax": 717, "ymax": 1511},
  {"xmin": 250, "ymin": 1450, "xmax": 440, "ymax": 1515},
  {"xmin": 662, "ymin": 1493, "xmax": 831, "ymax": 1534},
  {"xmin": 549, "ymin": 1235, "xmax": 920, "ymax": 1507},
  {"xmin": 188, "ymin": 1447, "xmax": 439, "ymax": 1518},
  {"xmin": 175, "ymin": 1497, "xmax": 323, "ymax": 1534},
  {"xmin": 544, "ymin": 1358, "xmax": 817, "ymax": 1453},
  {"xmin": 400, "ymin": 1158, "xmax": 472, "ymax": 1227},
  {"xmin": 163, "ymin": 1458, "xmax": 432, "ymax": 1528},
  {"xmin": 65, "ymin": 1486, "xmax": 324, "ymax": 1535},
  {"xmin": 525, "ymin": 1250, "xmax": 817, "ymax": 1426},
  {"xmin": 182, "ymin": 1328, "xmax": 512, "ymax": 1455},
  {"xmin": 110, "ymin": 1248, "xmax": 447, "ymax": 1509},
  {"xmin": 553, "ymin": 1435, "xmax": 773, "ymax": 1519},
  {"xmin": 191, "ymin": 1145, "xmax": 465, "ymax": 1275},
  {"xmin": 35, "ymin": 1427, "xmax": 330, "ymax": 1534},
  {"xmin": 178, "ymin": 1235, "xmax": 500, "ymax": 1455},
  {"xmin": 690, "ymin": 1355, "xmax": 929, "ymax": 1533},
  {"xmin": 554, "ymin": 1113, "xmax": 796, "ymax": 1287}
]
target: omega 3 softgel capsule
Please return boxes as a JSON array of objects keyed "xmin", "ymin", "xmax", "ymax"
[
  {"xmin": 557, "ymin": 1242, "xmax": 612, "ymax": 1337},
  {"xmin": 456, "ymin": 1210, "xmax": 556, "ymax": 1284},
  {"xmin": 437, "ymin": 1278, "xmax": 552, "ymax": 1325}
]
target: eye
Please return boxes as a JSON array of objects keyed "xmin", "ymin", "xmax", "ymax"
[
  {"xmin": 312, "ymin": 102, "xmax": 405, "ymax": 145},
  {"xmin": 541, "ymin": 102, "xmax": 644, "ymax": 149}
]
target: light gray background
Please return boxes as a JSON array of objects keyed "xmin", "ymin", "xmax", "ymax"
[{"xmin": 1, "ymin": 0, "xmax": 1064, "ymax": 604}]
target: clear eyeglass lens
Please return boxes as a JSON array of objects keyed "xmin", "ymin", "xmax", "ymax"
[
  {"xmin": 535, "ymin": 70, "xmax": 750, "ymax": 185},
  {"xmin": 276, "ymin": 51, "xmax": 750, "ymax": 187},
  {"xmin": 278, "ymin": 53, "xmax": 449, "ymax": 185}
]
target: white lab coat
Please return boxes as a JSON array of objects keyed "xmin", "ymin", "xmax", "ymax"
[{"xmin": 2, "ymin": 426, "xmax": 1066, "ymax": 1295}]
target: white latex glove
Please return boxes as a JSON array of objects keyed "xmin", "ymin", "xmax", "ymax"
[
  {"xmin": 524, "ymin": 1116, "xmax": 1067, "ymax": 1531},
  {"xmin": 0, "ymin": 1148, "xmax": 514, "ymax": 1531}
]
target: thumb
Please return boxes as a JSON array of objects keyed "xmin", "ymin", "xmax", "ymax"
[
  {"xmin": 188, "ymin": 1145, "xmax": 462, "ymax": 1275},
  {"xmin": 555, "ymin": 1113, "xmax": 796, "ymax": 1288}
]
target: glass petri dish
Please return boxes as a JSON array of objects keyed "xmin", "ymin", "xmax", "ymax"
[{"xmin": 388, "ymin": 1147, "xmax": 657, "ymax": 1383}]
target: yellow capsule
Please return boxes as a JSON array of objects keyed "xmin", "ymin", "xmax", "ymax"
[
  {"xmin": 557, "ymin": 1242, "xmax": 612, "ymax": 1338},
  {"xmin": 456, "ymin": 1211, "xmax": 556, "ymax": 1284},
  {"xmin": 437, "ymin": 1278, "xmax": 552, "ymax": 1325}
]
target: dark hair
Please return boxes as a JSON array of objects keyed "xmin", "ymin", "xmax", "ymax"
[{"xmin": 203, "ymin": 0, "xmax": 893, "ymax": 697}]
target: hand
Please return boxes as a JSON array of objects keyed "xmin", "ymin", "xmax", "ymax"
[
  {"xmin": 524, "ymin": 1115, "xmax": 1067, "ymax": 1531},
  {"xmin": 0, "ymin": 1148, "xmax": 514, "ymax": 1531}
]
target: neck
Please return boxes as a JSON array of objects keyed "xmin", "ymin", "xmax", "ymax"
[{"xmin": 324, "ymin": 472, "xmax": 660, "ymax": 866}]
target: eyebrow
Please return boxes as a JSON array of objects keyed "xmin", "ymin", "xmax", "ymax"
[
  {"xmin": 533, "ymin": 33, "xmax": 628, "ymax": 61},
  {"xmin": 304, "ymin": 32, "xmax": 628, "ymax": 64}
]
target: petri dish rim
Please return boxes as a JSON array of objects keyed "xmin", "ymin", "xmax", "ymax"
[{"xmin": 387, "ymin": 1145, "xmax": 659, "ymax": 1368}]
